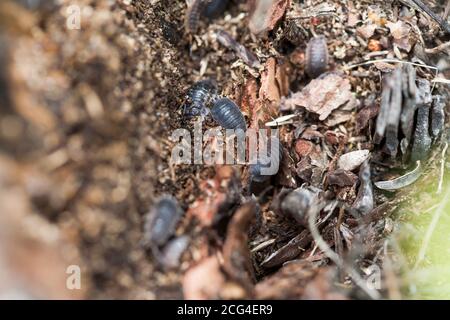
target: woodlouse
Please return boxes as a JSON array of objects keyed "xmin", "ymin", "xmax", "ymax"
[
  {"xmin": 182, "ymin": 79, "xmax": 217, "ymax": 118},
  {"xmin": 159, "ymin": 235, "xmax": 190, "ymax": 269},
  {"xmin": 281, "ymin": 187, "xmax": 318, "ymax": 227},
  {"xmin": 203, "ymin": 0, "xmax": 229, "ymax": 18},
  {"xmin": 144, "ymin": 196, "xmax": 183, "ymax": 247},
  {"xmin": 185, "ymin": 0, "xmax": 205, "ymax": 33},
  {"xmin": 305, "ymin": 36, "xmax": 328, "ymax": 78},
  {"xmin": 249, "ymin": 136, "xmax": 282, "ymax": 183},
  {"xmin": 210, "ymin": 97, "xmax": 247, "ymax": 130},
  {"xmin": 185, "ymin": 0, "xmax": 229, "ymax": 33}
]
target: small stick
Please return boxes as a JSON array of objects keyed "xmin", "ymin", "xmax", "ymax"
[
  {"xmin": 308, "ymin": 199, "xmax": 381, "ymax": 299},
  {"xmin": 410, "ymin": 0, "xmax": 450, "ymax": 34},
  {"xmin": 215, "ymin": 30, "xmax": 261, "ymax": 69},
  {"xmin": 425, "ymin": 40, "xmax": 450, "ymax": 54},
  {"xmin": 437, "ymin": 142, "xmax": 448, "ymax": 194},
  {"xmin": 443, "ymin": 0, "xmax": 450, "ymax": 20},
  {"xmin": 345, "ymin": 58, "xmax": 438, "ymax": 74}
]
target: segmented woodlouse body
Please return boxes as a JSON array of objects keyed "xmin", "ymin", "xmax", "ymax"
[
  {"xmin": 249, "ymin": 137, "xmax": 282, "ymax": 183},
  {"xmin": 203, "ymin": 0, "xmax": 229, "ymax": 18},
  {"xmin": 305, "ymin": 36, "xmax": 328, "ymax": 78},
  {"xmin": 144, "ymin": 196, "xmax": 183, "ymax": 247},
  {"xmin": 182, "ymin": 79, "xmax": 217, "ymax": 118},
  {"xmin": 185, "ymin": 0, "xmax": 205, "ymax": 33},
  {"xmin": 210, "ymin": 97, "xmax": 247, "ymax": 130},
  {"xmin": 159, "ymin": 235, "xmax": 190, "ymax": 269},
  {"xmin": 281, "ymin": 187, "xmax": 318, "ymax": 227}
]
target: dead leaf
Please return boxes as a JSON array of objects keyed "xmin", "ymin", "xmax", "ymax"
[
  {"xmin": 387, "ymin": 20, "xmax": 413, "ymax": 52},
  {"xmin": 356, "ymin": 24, "xmax": 377, "ymax": 39},
  {"xmin": 356, "ymin": 103, "xmax": 380, "ymax": 133},
  {"xmin": 337, "ymin": 150, "xmax": 370, "ymax": 171},
  {"xmin": 327, "ymin": 169, "xmax": 359, "ymax": 187},
  {"xmin": 259, "ymin": 57, "xmax": 280, "ymax": 103},
  {"xmin": 222, "ymin": 201, "xmax": 257, "ymax": 294},
  {"xmin": 282, "ymin": 73, "xmax": 356, "ymax": 121},
  {"xmin": 249, "ymin": 0, "xmax": 290, "ymax": 35}
]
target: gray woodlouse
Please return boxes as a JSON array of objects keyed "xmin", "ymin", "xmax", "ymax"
[
  {"xmin": 210, "ymin": 97, "xmax": 247, "ymax": 130},
  {"xmin": 182, "ymin": 79, "xmax": 217, "ymax": 118},
  {"xmin": 249, "ymin": 136, "xmax": 282, "ymax": 183},
  {"xmin": 203, "ymin": 0, "xmax": 229, "ymax": 18},
  {"xmin": 305, "ymin": 36, "xmax": 328, "ymax": 78},
  {"xmin": 159, "ymin": 235, "xmax": 190, "ymax": 269},
  {"xmin": 185, "ymin": 0, "xmax": 205, "ymax": 33},
  {"xmin": 144, "ymin": 195, "xmax": 183, "ymax": 247},
  {"xmin": 185, "ymin": 0, "xmax": 228, "ymax": 33},
  {"xmin": 281, "ymin": 187, "xmax": 318, "ymax": 227}
]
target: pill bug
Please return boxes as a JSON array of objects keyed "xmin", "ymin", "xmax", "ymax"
[
  {"xmin": 210, "ymin": 97, "xmax": 247, "ymax": 130},
  {"xmin": 185, "ymin": 0, "xmax": 205, "ymax": 33},
  {"xmin": 249, "ymin": 136, "xmax": 282, "ymax": 183},
  {"xmin": 143, "ymin": 195, "xmax": 183, "ymax": 247},
  {"xmin": 159, "ymin": 235, "xmax": 190, "ymax": 270},
  {"xmin": 305, "ymin": 36, "xmax": 328, "ymax": 79},
  {"xmin": 203, "ymin": 0, "xmax": 229, "ymax": 18},
  {"xmin": 182, "ymin": 79, "xmax": 217, "ymax": 118},
  {"xmin": 281, "ymin": 187, "xmax": 318, "ymax": 227}
]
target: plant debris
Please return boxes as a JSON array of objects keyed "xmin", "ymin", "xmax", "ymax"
[{"xmin": 282, "ymin": 73, "xmax": 356, "ymax": 121}]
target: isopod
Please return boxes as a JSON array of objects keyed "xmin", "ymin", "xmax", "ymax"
[
  {"xmin": 143, "ymin": 195, "xmax": 183, "ymax": 247},
  {"xmin": 182, "ymin": 79, "xmax": 217, "ymax": 118},
  {"xmin": 249, "ymin": 136, "xmax": 282, "ymax": 183},
  {"xmin": 305, "ymin": 36, "xmax": 328, "ymax": 78},
  {"xmin": 281, "ymin": 187, "xmax": 319, "ymax": 227},
  {"xmin": 185, "ymin": 0, "xmax": 205, "ymax": 33},
  {"xmin": 203, "ymin": 0, "xmax": 229, "ymax": 18},
  {"xmin": 215, "ymin": 30, "xmax": 261, "ymax": 69},
  {"xmin": 159, "ymin": 235, "xmax": 190, "ymax": 269},
  {"xmin": 210, "ymin": 97, "xmax": 247, "ymax": 130}
]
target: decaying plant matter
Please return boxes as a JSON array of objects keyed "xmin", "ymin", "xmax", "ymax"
[{"xmin": 0, "ymin": 0, "xmax": 449, "ymax": 300}]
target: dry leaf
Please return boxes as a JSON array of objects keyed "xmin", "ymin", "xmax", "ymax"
[
  {"xmin": 387, "ymin": 20, "xmax": 413, "ymax": 51},
  {"xmin": 249, "ymin": 0, "xmax": 290, "ymax": 35},
  {"xmin": 356, "ymin": 24, "xmax": 377, "ymax": 39},
  {"xmin": 337, "ymin": 150, "xmax": 370, "ymax": 171},
  {"xmin": 282, "ymin": 73, "xmax": 356, "ymax": 121}
]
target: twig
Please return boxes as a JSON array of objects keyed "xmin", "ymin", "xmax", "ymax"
[
  {"xmin": 308, "ymin": 199, "xmax": 381, "ymax": 300},
  {"xmin": 345, "ymin": 58, "xmax": 438, "ymax": 72},
  {"xmin": 437, "ymin": 142, "xmax": 448, "ymax": 194},
  {"xmin": 443, "ymin": 0, "xmax": 450, "ymax": 20},
  {"xmin": 409, "ymin": 0, "xmax": 450, "ymax": 34},
  {"xmin": 432, "ymin": 77, "xmax": 450, "ymax": 84},
  {"xmin": 425, "ymin": 41, "xmax": 450, "ymax": 54},
  {"xmin": 414, "ymin": 185, "xmax": 450, "ymax": 269},
  {"xmin": 215, "ymin": 30, "xmax": 261, "ymax": 69}
]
